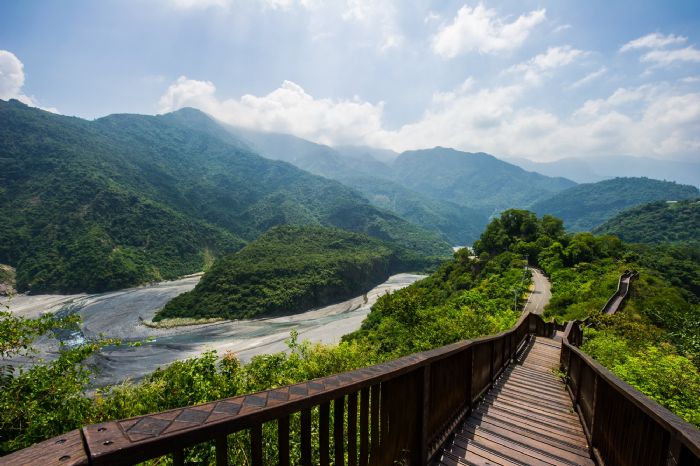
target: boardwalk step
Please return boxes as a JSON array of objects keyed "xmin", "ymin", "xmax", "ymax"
[{"xmin": 436, "ymin": 337, "xmax": 593, "ymax": 466}]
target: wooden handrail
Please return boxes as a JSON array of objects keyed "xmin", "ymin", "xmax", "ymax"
[
  {"xmin": 560, "ymin": 322, "xmax": 700, "ymax": 466},
  {"xmin": 600, "ymin": 270, "xmax": 638, "ymax": 315},
  {"xmin": 2, "ymin": 313, "xmax": 556, "ymax": 466}
]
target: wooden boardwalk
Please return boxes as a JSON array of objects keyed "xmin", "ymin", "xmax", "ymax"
[{"xmin": 435, "ymin": 336, "xmax": 594, "ymax": 466}]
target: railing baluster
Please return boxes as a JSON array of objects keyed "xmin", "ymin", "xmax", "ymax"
[
  {"xmin": 359, "ymin": 387, "xmax": 370, "ymax": 466},
  {"xmin": 278, "ymin": 415, "xmax": 290, "ymax": 466},
  {"xmin": 216, "ymin": 435, "xmax": 228, "ymax": 466},
  {"xmin": 370, "ymin": 384, "xmax": 380, "ymax": 459},
  {"xmin": 301, "ymin": 409, "xmax": 312, "ymax": 466},
  {"xmin": 173, "ymin": 448, "xmax": 185, "ymax": 466},
  {"xmin": 320, "ymin": 401, "xmax": 330, "ymax": 466},
  {"xmin": 251, "ymin": 424, "xmax": 263, "ymax": 466},
  {"xmin": 347, "ymin": 392, "xmax": 358, "ymax": 466},
  {"xmin": 334, "ymin": 397, "xmax": 345, "ymax": 466}
]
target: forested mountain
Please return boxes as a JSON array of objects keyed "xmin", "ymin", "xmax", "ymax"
[
  {"xmin": 210, "ymin": 122, "xmax": 581, "ymax": 243},
  {"xmin": 508, "ymin": 155, "xmax": 700, "ymax": 187},
  {"xmin": 221, "ymin": 123, "xmax": 487, "ymax": 244},
  {"xmin": 392, "ymin": 148, "xmax": 576, "ymax": 217},
  {"xmin": 593, "ymin": 199, "xmax": 700, "ymax": 243},
  {"xmin": 0, "ymin": 99, "xmax": 449, "ymax": 293},
  {"xmin": 531, "ymin": 177, "xmax": 700, "ymax": 232},
  {"xmin": 157, "ymin": 225, "xmax": 434, "ymax": 320}
]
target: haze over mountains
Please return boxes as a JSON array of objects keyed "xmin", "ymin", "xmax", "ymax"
[{"xmin": 508, "ymin": 156, "xmax": 700, "ymax": 188}]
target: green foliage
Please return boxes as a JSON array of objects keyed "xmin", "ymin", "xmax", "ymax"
[
  {"xmin": 344, "ymin": 251, "xmax": 525, "ymax": 359},
  {"xmin": 594, "ymin": 199, "xmax": 700, "ymax": 244},
  {"xmin": 531, "ymin": 177, "xmax": 699, "ymax": 232},
  {"xmin": 157, "ymin": 225, "xmax": 441, "ymax": 320},
  {"xmin": 0, "ymin": 344, "xmax": 101, "ymax": 453},
  {"xmin": 630, "ymin": 241, "xmax": 700, "ymax": 301},
  {"xmin": 0, "ymin": 100, "xmax": 449, "ymax": 293},
  {"xmin": 582, "ymin": 328, "xmax": 700, "ymax": 426}
]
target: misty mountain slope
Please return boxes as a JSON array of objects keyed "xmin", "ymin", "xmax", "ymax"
[
  {"xmin": 509, "ymin": 155, "xmax": 700, "ymax": 187},
  {"xmin": 0, "ymin": 99, "xmax": 449, "ymax": 293},
  {"xmin": 593, "ymin": 199, "xmax": 700, "ymax": 244},
  {"xmin": 531, "ymin": 177, "xmax": 700, "ymax": 232},
  {"xmin": 391, "ymin": 147, "xmax": 576, "ymax": 217},
  {"xmin": 208, "ymin": 118, "xmax": 489, "ymax": 244}
]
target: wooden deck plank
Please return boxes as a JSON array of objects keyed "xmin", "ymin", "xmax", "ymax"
[
  {"xmin": 470, "ymin": 413, "xmax": 589, "ymax": 450},
  {"xmin": 461, "ymin": 421, "xmax": 594, "ymax": 464},
  {"xmin": 494, "ymin": 378, "xmax": 571, "ymax": 400},
  {"xmin": 475, "ymin": 406, "xmax": 587, "ymax": 443},
  {"xmin": 434, "ymin": 337, "xmax": 593, "ymax": 466}
]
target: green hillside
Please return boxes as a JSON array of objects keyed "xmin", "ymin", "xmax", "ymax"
[
  {"xmin": 221, "ymin": 125, "xmax": 488, "ymax": 244},
  {"xmin": 531, "ymin": 177, "xmax": 700, "ymax": 232},
  {"xmin": 593, "ymin": 199, "xmax": 700, "ymax": 243},
  {"xmin": 391, "ymin": 147, "xmax": 576, "ymax": 217},
  {"xmin": 157, "ymin": 225, "xmax": 429, "ymax": 320},
  {"xmin": 0, "ymin": 100, "xmax": 449, "ymax": 293}
]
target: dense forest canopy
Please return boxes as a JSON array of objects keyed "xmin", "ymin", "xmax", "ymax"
[
  {"xmin": 156, "ymin": 225, "xmax": 444, "ymax": 320},
  {"xmin": 593, "ymin": 198, "xmax": 700, "ymax": 243}
]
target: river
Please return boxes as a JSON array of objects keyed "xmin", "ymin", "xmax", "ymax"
[{"xmin": 5, "ymin": 273, "xmax": 425, "ymax": 387}]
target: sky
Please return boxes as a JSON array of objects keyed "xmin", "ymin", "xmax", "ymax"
[{"xmin": 1, "ymin": 0, "xmax": 700, "ymax": 162}]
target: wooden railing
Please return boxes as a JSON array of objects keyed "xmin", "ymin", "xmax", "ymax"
[
  {"xmin": 601, "ymin": 270, "xmax": 638, "ymax": 315},
  {"xmin": 3, "ymin": 313, "xmax": 557, "ymax": 466},
  {"xmin": 560, "ymin": 322, "xmax": 700, "ymax": 466}
]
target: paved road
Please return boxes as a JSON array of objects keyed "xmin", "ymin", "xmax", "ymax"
[{"xmin": 523, "ymin": 268, "xmax": 551, "ymax": 315}]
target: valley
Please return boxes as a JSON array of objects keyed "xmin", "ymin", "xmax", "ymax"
[{"xmin": 5, "ymin": 273, "xmax": 425, "ymax": 387}]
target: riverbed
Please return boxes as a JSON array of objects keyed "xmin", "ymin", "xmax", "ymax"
[{"xmin": 5, "ymin": 273, "xmax": 425, "ymax": 387}]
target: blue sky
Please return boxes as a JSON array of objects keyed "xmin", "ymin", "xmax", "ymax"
[{"xmin": 1, "ymin": 0, "xmax": 700, "ymax": 161}]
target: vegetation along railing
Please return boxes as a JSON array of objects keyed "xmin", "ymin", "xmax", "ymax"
[
  {"xmin": 5, "ymin": 305, "xmax": 700, "ymax": 465},
  {"xmin": 4, "ymin": 312, "xmax": 555, "ymax": 466},
  {"xmin": 560, "ymin": 321, "xmax": 700, "ymax": 466}
]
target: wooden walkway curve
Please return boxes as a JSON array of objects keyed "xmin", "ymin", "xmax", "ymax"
[{"xmin": 435, "ymin": 336, "xmax": 594, "ymax": 466}]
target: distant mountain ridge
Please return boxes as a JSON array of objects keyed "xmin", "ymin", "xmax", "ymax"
[
  {"xmin": 531, "ymin": 177, "xmax": 700, "ymax": 232},
  {"xmin": 392, "ymin": 147, "xmax": 576, "ymax": 217},
  {"xmin": 508, "ymin": 155, "xmax": 700, "ymax": 187},
  {"xmin": 0, "ymin": 100, "xmax": 449, "ymax": 293},
  {"xmin": 214, "ymin": 122, "xmax": 578, "ymax": 244}
]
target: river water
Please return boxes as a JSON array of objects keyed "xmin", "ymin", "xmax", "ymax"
[{"xmin": 6, "ymin": 273, "xmax": 424, "ymax": 387}]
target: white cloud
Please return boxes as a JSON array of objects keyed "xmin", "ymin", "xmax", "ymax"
[
  {"xmin": 0, "ymin": 50, "xmax": 25, "ymax": 100},
  {"xmin": 0, "ymin": 50, "xmax": 57, "ymax": 112},
  {"xmin": 552, "ymin": 24, "xmax": 572, "ymax": 34},
  {"xmin": 340, "ymin": 0, "xmax": 404, "ymax": 51},
  {"xmin": 508, "ymin": 45, "xmax": 586, "ymax": 84},
  {"xmin": 570, "ymin": 66, "xmax": 607, "ymax": 88},
  {"xmin": 158, "ymin": 73, "xmax": 700, "ymax": 162},
  {"xmin": 432, "ymin": 3, "xmax": 546, "ymax": 58},
  {"xmin": 641, "ymin": 46, "xmax": 700, "ymax": 66},
  {"xmin": 620, "ymin": 32, "xmax": 687, "ymax": 52},
  {"xmin": 159, "ymin": 77, "xmax": 385, "ymax": 146}
]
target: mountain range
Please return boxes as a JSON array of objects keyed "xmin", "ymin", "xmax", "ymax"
[
  {"xmin": 4, "ymin": 99, "xmax": 696, "ymax": 294},
  {"xmin": 0, "ymin": 100, "xmax": 448, "ymax": 293}
]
